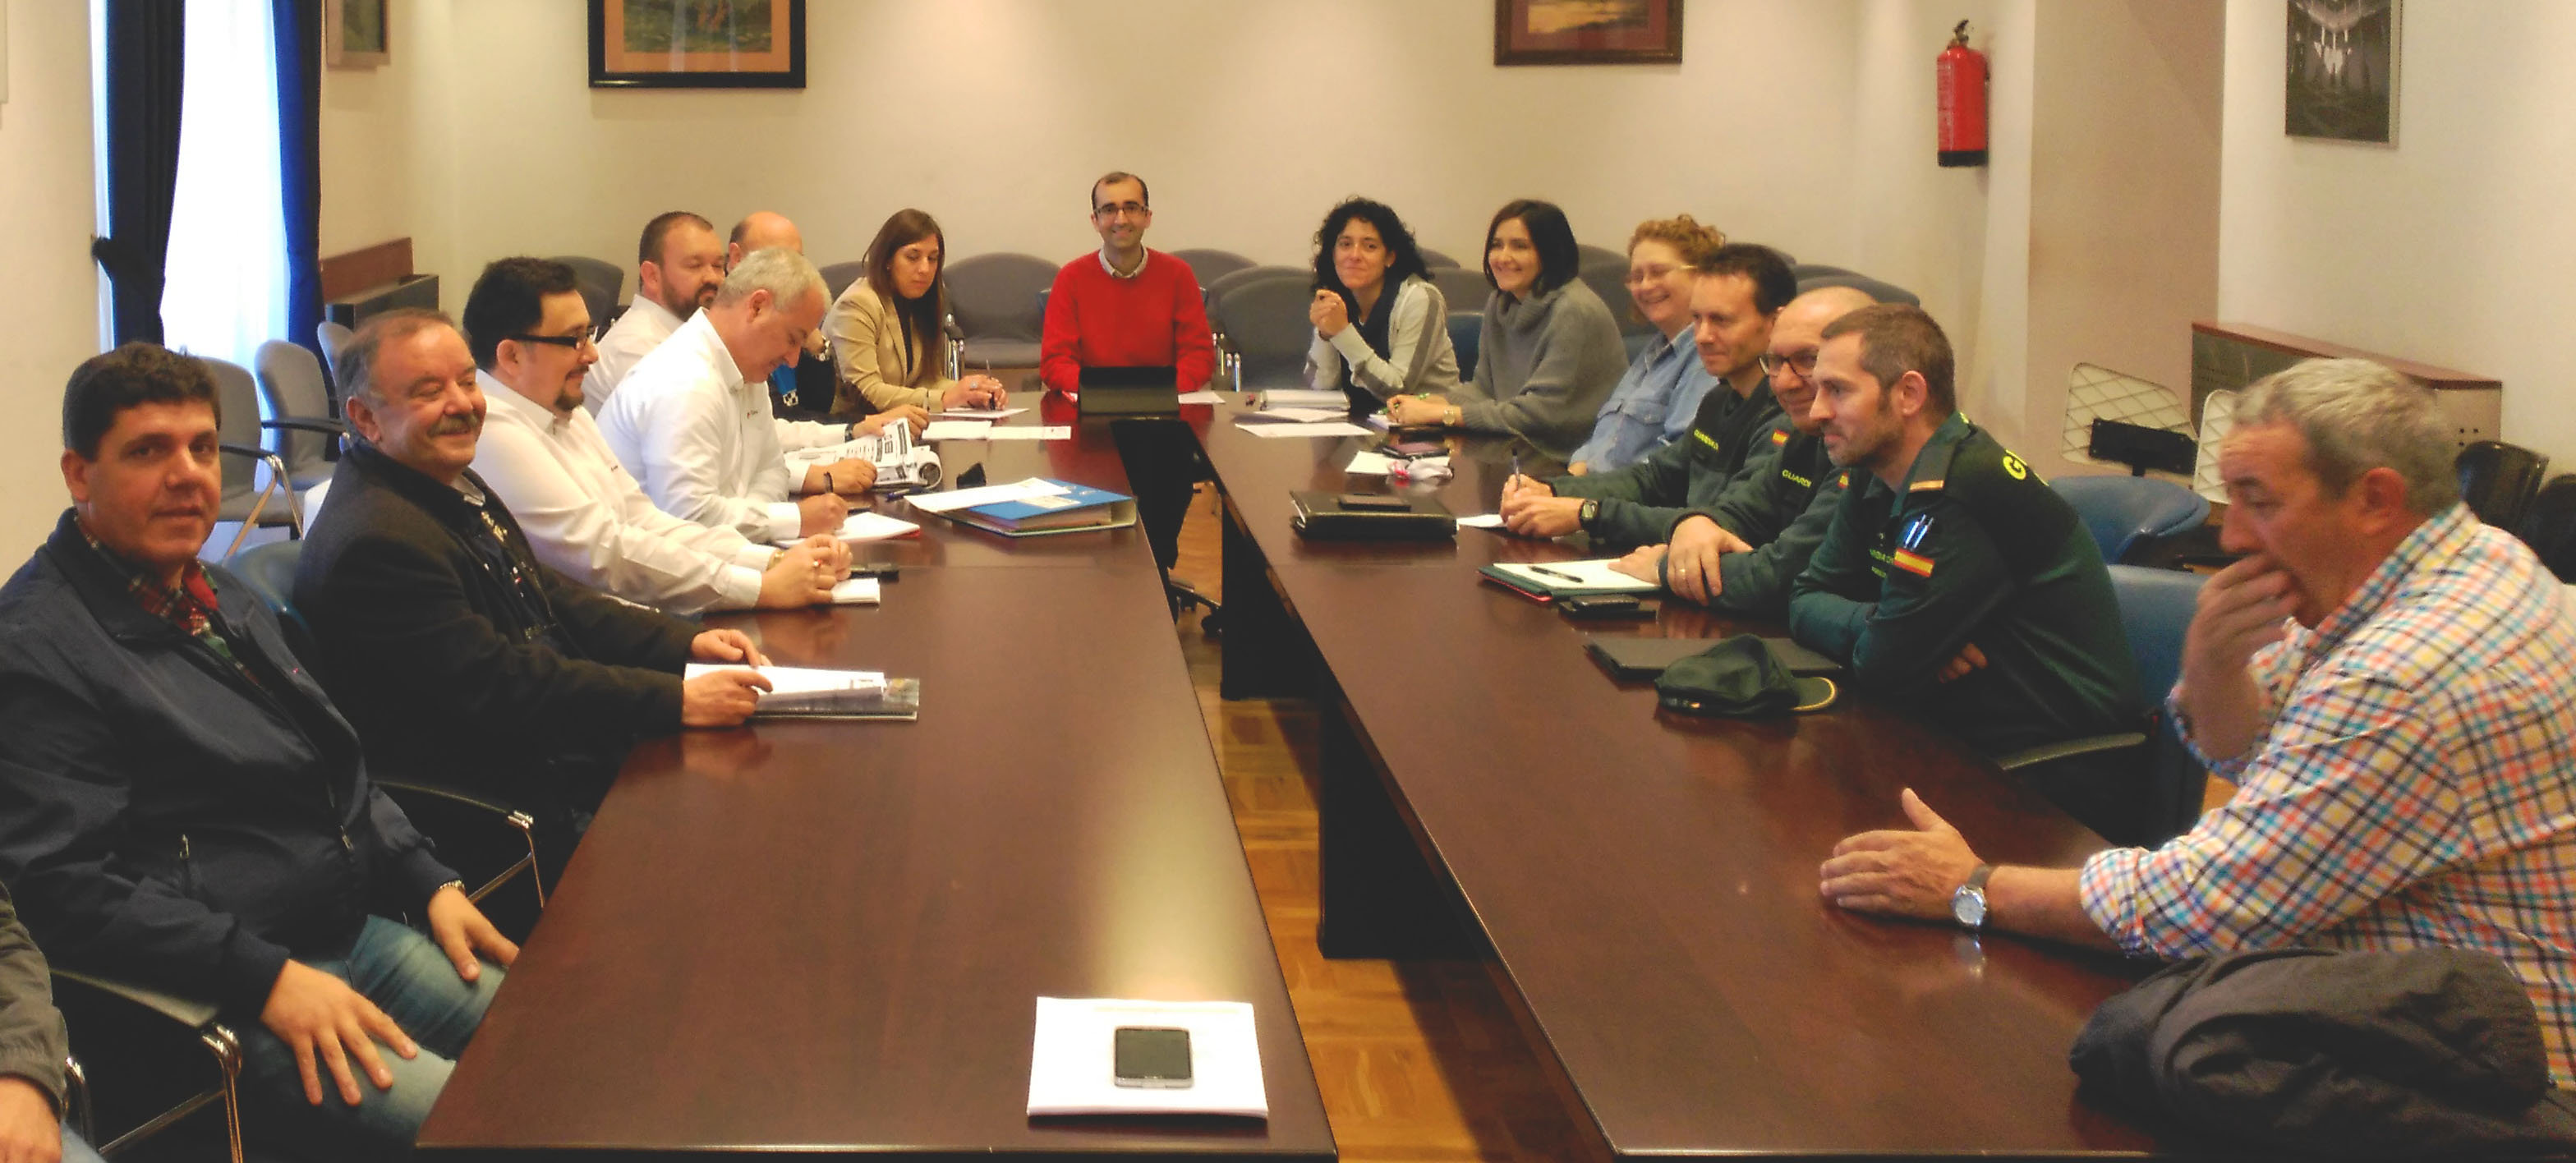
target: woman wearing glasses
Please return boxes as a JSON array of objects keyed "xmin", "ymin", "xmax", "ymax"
[
  {"xmin": 1303, "ymin": 197, "xmax": 1459, "ymax": 408},
  {"xmin": 1562, "ymin": 215, "xmax": 1727, "ymax": 476},
  {"xmin": 1387, "ymin": 199, "xmax": 1625, "ymax": 461},
  {"xmin": 823, "ymin": 209, "xmax": 1009, "ymax": 430}
]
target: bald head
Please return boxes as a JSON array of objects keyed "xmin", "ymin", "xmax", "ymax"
[
  {"xmin": 1769, "ymin": 286, "xmax": 1879, "ymax": 434},
  {"xmin": 728, "ymin": 211, "xmax": 804, "ymax": 268}
]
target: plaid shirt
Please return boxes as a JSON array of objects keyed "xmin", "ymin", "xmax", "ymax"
[
  {"xmin": 2079, "ymin": 504, "xmax": 2576, "ymax": 1086},
  {"xmin": 76, "ymin": 522, "xmax": 255, "ymax": 682}
]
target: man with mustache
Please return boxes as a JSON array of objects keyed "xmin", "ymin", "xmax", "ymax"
[
  {"xmin": 1786, "ymin": 304, "xmax": 2145, "ymax": 842},
  {"xmin": 463, "ymin": 256, "xmax": 849, "ymax": 614},
  {"xmin": 583, "ymin": 209, "xmax": 727, "ymax": 413},
  {"xmin": 0, "ymin": 343, "xmax": 515, "ymax": 1156},
  {"xmin": 296, "ymin": 310, "xmax": 775, "ymax": 872}
]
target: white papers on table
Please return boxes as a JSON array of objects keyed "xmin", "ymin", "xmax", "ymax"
[
  {"xmin": 685, "ymin": 663, "xmax": 887, "ymax": 693},
  {"xmin": 986, "ymin": 426, "xmax": 1071, "ymax": 441},
  {"xmin": 1235, "ymin": 407, "xmax": 1347, "ymax": 425},
  {"xmin": 1343, "ymin": 451, "xmax": 1448, "ymax": 476},
  {"xmin": 1488, "ymin": 559, "xmax": 1659, "ymax": 592},
  {"xmin": 1026, "ymin": 998, "xmax": 1267, "ymax": 1119},
  {"xmin": 906, "ymin": 477, "xmax": 1070, "ymax": 513},
  {"xmin": 936, "ymin": 407, "xmax": 1029, "ymax": 420},
  {"xmin": 1175, "ymin": 388, "xmax": 1226, "ymax": 405},
  {"xmin": 921, "ymin": 420, "xmax": 994, "ymax": 441},
  {"xmin": 1238, "ymin": 421, "xmax": 1372, "ymax": 439},
  {"xmin": 774, "ymin": 512, "xmax": 920, "ymax": 547},
  {"xmin": 1456, "ymin": 513, "xmax": 1506, "ymax": 530},
  {"xmin": 685, "ymin": 663, "xmax": 899, "ymax": 717},
  {"xmin": 829, "ymin": 577, "xmax": 881, "ymax": 604},
  {"xmin": 1251, "ymin": 388, "xmax": 1346, "ymax": 410}
]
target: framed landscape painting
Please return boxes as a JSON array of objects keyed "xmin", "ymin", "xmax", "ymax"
[
  {"xmin": 589, "ymin": 0, "xmax": 806, "ymax": 90},
  {"xmin": 1495, "ymin": 0, "xmax": 1682, "ymax": 66}
]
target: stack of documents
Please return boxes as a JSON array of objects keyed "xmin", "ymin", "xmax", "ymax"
[
  {"xmin": 1479, "ymin": 559, "xmax": 1661, "ymax": 599},
  {"xmin": 683, "ymin": 664, "xmax": 921, "ymax": 719},
  {"xmin": 908, "ymin": 478, "xmax": 1138, "ymax": 537},
  {"xmin": 1026, "ymin": 998, "xmax": 1267, "ymax": 1119},
  {"xmin": 773, "ymin": 512, "xmax": 919, "ymax": 548},
  {"xmin": 1248, "ymin": 388, "xmax": 1346, "ymax": 411},
  {"xmin": 783, "ymin": 424, "xmax": 943, "ymax": 490}
]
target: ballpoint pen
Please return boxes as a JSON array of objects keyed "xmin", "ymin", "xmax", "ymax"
[{"xmin": 1530, "ymin": 565, "xmax": 1584, "ymax": 583}]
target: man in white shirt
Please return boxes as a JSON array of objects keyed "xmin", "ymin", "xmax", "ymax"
[
  {"xmin": 597, "ymin": 248, "xmax": 874, "ymax": 544},
  {"xmin": 462, "ymin": 257, "xmax": 849, "ymax": 614},
  {"xmin": 583, "ymin": 211, "xmax": 726, "ymax": 414}
]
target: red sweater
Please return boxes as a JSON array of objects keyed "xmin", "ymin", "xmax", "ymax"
[{"xmin": 1037, "ymin": 249, "xmax": 1217, "ymax": 394}]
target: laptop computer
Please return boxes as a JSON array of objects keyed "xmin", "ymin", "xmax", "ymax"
[{"xmin": 1077, "ymin": 365, "xmax": 1181, "ymax": 416}]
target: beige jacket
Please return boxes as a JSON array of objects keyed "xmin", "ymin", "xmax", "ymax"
[{"xmin": 824, "ymin": 280, "xmax": 954, "ymax": 415}]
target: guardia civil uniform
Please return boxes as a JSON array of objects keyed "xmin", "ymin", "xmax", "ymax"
[
  {"xmin": 1551, "ymin": 376, "xmax": 1788, "ymax": 549},
  {"xmin": 1661, "ymin": 425, "xmax": 1853, "ymax": 617}
]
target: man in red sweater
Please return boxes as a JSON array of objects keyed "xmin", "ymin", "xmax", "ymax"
[{"xmin": 1040, "ymin": 172, "xmax": 1218, "ymax": 576}]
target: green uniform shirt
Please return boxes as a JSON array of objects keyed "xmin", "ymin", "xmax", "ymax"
[
  {"xmin": 1550, "ymin": 375, "xmax": 1788, "ymax": 549},
  {"xmin": 1788, "ymin": 414, "xmax": 2143, "ymax": 757},
  {"xmin": 1660, "ymin": 426, "xmax": 1852, "ymax": 618}
]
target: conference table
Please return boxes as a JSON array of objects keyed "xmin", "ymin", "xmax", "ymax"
[{"xmin": 422, "ymin": 392, "xmax": 2185, "ymax": 1160}]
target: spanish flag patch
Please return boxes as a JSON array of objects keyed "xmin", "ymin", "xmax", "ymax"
[
  {"xmin": 1891, "ymin": 549, "xmax": 1934, "ymax": 577},
  {"xmin": 1769, "ymin": 428, "xmax": 1790, "ymax": 446}
]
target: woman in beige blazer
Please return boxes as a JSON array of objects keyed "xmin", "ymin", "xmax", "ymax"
[{"xmin": 825, "ymin": 209, "xmax": 1008, "ymax": 420}]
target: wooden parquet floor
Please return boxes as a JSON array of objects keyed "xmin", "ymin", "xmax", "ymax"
[{"xmin": 1166, "ymin": 485, "xmax": 1594, "ymax": 1163}]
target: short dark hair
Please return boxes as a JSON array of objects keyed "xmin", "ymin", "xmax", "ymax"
[
  {"xmin": 1484, "ymin": 199, "xmax": 1580, "ymax": 296},
  {"xmin": 338, "ymin": 307, "xmax": 459, "ymax": 407},
  {"xmin": 62, "ymin": 343, "xmax": 220, "ymax": 459},
  {"xmin": 1819, "ymin": 303, "xmax": 1957, "ymax": 416},
  {"xmin": 1311, "ymin": 196, "xmax": 1432, "ymax": 311},
  {"xmin": 1090, "ymin": 171, "xmax": 1149, "ymax": 211},
  {"xmin": 1695, "ymin": 243, "xmax": 1799, "ymax": 316},
  {"xmin": 462, "ymin": 258, "xmax": 582, "ymax": 370},
  {"xmin": 637, "ymin": 210, "xmax": 713, "ymax": 269}
]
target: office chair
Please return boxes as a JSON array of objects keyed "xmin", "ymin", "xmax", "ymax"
[
  {"xmin": 1793, "ymin": 270, "xmax": 1920, "ymax": 306},
  {"xmin": 2050, "ymin": 474, "xmax": 2211, "ymax": 565},
  {"xmin": 945, "ymin": 252, "xmax": 1057, "ymax": 369},
  {"xmin": 1576, "ymin": 250, "xmax": 1643, "ymax": 336},
  {"xmin": 1428, "ymin": 267, "xmax": 1493, "ymax": 323},
  {"xmin": 314, "ymin": 319, "xmax": 354, "ymax": 389},
  {"xmin": 51, "ymin": 971, "xmax": 242, "ymax": 1161},
  {"xmin": 548, "ymin": 255, "xmax": 624, "ymax": 338},
  {"xmin": 1209, "ymin": 270, "xmax": 1314, "ymax": 391},
  {"xmin": 251, "ymin": 340, "xmax": 346, "ymax": 493},
  {"xmin": 1997, "ymin": 564, "xmax": 2210, "ymax": 848},
  {"xmin": 1447, "ymin": 312, "xmax": 1482, "ymax": 384},
  {"xmin": 818, "ymin": 260, "xmax": 867, "ymax": 301},
  {"xmin": 1418, "ymin": 247, "xmax": 1461, "ymax": 269},
  {"xmin": 2517, "ymin": 474, "xmax": 2576, "ymax": 582},
  {"xmin": 202, "ymin": 358, "xmax": 299, "ymax": 559},
  {"xmin": 2457, "ymin": 440, "xmax": 2550, "ymax": 529},
  {"xmin": 1169, "ymin": 248, "xmax": 1256, "ymax": 287}
]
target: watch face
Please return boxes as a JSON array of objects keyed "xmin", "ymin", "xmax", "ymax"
[{"xmin": 1951, "ymin": 886, "xmax": 1987, "ymax": 929}]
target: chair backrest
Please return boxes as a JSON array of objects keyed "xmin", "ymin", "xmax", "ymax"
[
  {"xmin": 549, "ymin": 255, "xmax": 624, "ymax": 333},
  {"xmin": 315, "ymin": 319, "xmax": 354, "ymax": 388},
  {"xmin": 223, "ymin": 540, "xmax": 315, "ymax": 662},
  {"xmin": 818, "ymin": 260, "xmax": 867, "ymax": 301},
  {"xmin": 2517, "ymin": 474, "xmax": 2576, "ymax": 583},
  {"xmin": 1447, "ymin": 311, "xmax": 1481, "ymax": 384},
  {"xmin": 1575, "ymin": 243, "xmax": 1626, "ymax": 270},
  {"xmin": 1576, "ymin": 252, "xmax": 1644, "ymax": 335},
  {"xmin": 1203, "ymin": 264, "xmax": 1304, "ymax": 308},
  {"xmin": 2457, "ymin": 439, "xmax": 2551, "ymax": 529},
  {"xmin": 943, "ymin": 253, "xmax": 1059, "ymax": 342},
  {"xmin": 2050, "ymin": 474, "xmax": 2212, "ymax": 565},
  {"xmin": 2106, "ymin": 564, "xmax": 2205, "ymax": 701},
  {"xmin": 2192, "ymin": 388, "xmax": 2238, "ymax": 504},
  {"xmin": 1419, "ymin": 247, "xmax": 1461, "ymax": 269},
  {"xmin": 253, "ymin": 340, "xmax": 334, "ymax": 471},
  {"xmin": 1795, "ymin": 271, "xmax": 1920, "ymax": 306},
  {"xmin": 1428, "ymin": 267, "xmax": 1493, "ymax": 321},
  {"xmin": 1789, "ymin": 263, "xmax": 1855, "ymax": 282},
  {"xmin": 1209, "ymin": 271, "xmax": 1316, "ymax": 388},
  {"xmin": 202, "ymin": 357, "xmax": 265, "ymax": 499},
  {"xmin": 1169, "ymin": 249, "xmax": 1257, "ymax": 287}
]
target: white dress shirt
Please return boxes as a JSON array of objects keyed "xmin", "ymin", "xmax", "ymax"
[
  {"xmin": 471, "ymin": 370, "xmax": 772, "ymax": 614},
  {"xmin": 582, "ymin": 294, "xmax": 683, "ymax": 414},
  {"xmin": 595, "ymin": 311, "xmax": 806, "ymax": 544}
]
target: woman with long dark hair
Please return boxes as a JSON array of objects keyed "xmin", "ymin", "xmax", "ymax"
[
  {"xmin": 1303, "ymin": 196, "xmax": 1458, "ymax": 407},
  {"xmin": 823, "ymin": 209, "xmax": 1007, "ymax": 425},
  {"xmin": 1387, "ymin": 199, "xmax": 1623, "ymax": 460}
]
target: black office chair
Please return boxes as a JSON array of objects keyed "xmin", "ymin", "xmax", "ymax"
[
  {"xmin": 548, "ymin": 255, "xmax": 624, "ymax": 338},
  {"xmin": 1997, "ymin": 565, "xmax": 2210, "ymax": 848},
  {"xmin": 1447, "ymin": 313, "xmax": 1482, "ymax": 384},
  {"xmin": 2051, "ymin": 474, "xmax": 2211, "ymax": 565},
  {"xmin": 1428, "ymin": 267, "xmax": 1493, "ymax": 324},
  {"xmin": 51, "ymin": 971, "xmax": 242, "ymax": 1161},
  {"xmin": 1209, "ymin": 270, "xmax": 1315, "ymax": 391},
  {"xmin": 1419, "ymin": 247, "xmax": 1461, "ymax": 269},
  {"xmin": 1170, "ymin": 248, "xmax": 1256, "ymax": 287},
  {"xmin": 1795, "ymin": 270, "xmax": 1920, "ymax": 306},
  {"xmin": 1576, "ymin": 251, "xmax": 1643, "ymax": 336},
  {"xmin": 2457, "ymin": 440, "xmax": 2549, "ymax": 529},
  {"xmin": 2515, "ymin": 474, "xmax": 2576, "ymax": 582},
  {"xmin": 817, "ymin": 260, "xmax": 867, "ymax": 301},
  {"xmin": 945, "ymin": 252, "xmax": 1057, "ymax": 369}
]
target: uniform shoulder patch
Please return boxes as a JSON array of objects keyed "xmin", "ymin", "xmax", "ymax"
[
  {"xmin": 1908, "ymin": 478, "xmax": 1944, "ymax": 492},
  {"xmin": 1769, "ymin": 428, "xmax": 1790, "ymax": 446}
]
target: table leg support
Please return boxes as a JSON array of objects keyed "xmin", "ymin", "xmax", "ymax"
[
  {"xmin": 1218, "ymin": 490, "xmax": 1318, "ymax": 701},
  {"xmin": 1315, "ymin": 684, "xmax": 1488, "ymax": 961}
]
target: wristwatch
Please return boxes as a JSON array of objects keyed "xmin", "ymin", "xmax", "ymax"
[
  {"xmin": 1578, "ymin": 499, "xmax": 1601, "ymax": 531},
  {"xmin": 1950, "ymin": 863, "xmax": 1994, "ymax": 931}
]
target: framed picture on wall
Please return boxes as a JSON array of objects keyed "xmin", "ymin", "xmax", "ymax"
[
  {"xmin": 1494, "ymin": 0, "xmax": 1682, "ymax": 67},
  {"xmin": 589, "ymin": 0, "xmax": 806, "ymax": 90},
  {"xmin": 325, "ymin": 0, "xmax": 389, "ymax": 70},
  {"xmin": 2285, "ymin": 0, "xmax": 2397, "ymax": 144}
]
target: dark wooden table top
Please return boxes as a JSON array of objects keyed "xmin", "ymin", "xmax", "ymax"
[
  {"xmin": 1196, "ymin": 399, "xmax": 2171, "ymax": 1156},
  {"xmin": 419, "ymin": 398, "xmax": 1335, "ymax": 1160}
]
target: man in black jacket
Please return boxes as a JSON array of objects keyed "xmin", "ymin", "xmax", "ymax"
[
  {"xmin": 0, "ymin": 343, "xmax": 518, "ymax": 1158},
  {"xmin": 294, "ymin": 310, "xmax": 773, "ymax": 862},
  {"xmin": 0, "ymin": 885, "xmax": 101, "ymax": 1163}
]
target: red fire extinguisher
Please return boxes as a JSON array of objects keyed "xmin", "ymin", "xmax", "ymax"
[{"xmin": 1938, "ymin": 21, "xmax": 1988, "ymax": 168}]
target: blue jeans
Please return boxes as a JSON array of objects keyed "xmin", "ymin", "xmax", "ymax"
[
  {"xmin": 235, "ymin": 916, "xmax": 504, "ymax": 1160},
  {"xmin": 62, "ymin": 1126, "xmax": 102, "ymax": 1163}
]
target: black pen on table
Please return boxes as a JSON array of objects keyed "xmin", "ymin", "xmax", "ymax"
[{"xmin": 1530, "ymin": 564, "xmax": 1583, "ymax": 584}]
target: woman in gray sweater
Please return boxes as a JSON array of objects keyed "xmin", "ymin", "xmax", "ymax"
[{"xmin": 1388, "ymin": 199, "xmax": 1626, "ymax": 460}]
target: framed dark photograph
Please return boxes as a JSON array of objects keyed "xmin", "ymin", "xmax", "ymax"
[
  {"xmin": 589, "ymin": 0, "xmax": 805, "ymax": 90},
  {"xmin": 2285, "ymin": 0, "xmax": 2397, "ymax": 144},
  {"xmin": 325, "ymin": 0, "xmax": 389, "ymax": 70},
  {"xmin": 1495, "ymin": 0, "xmax": 1681, "ymax": 67}
]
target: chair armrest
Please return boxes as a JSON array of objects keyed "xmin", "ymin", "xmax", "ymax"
[
  {"xmin": 1995, "ymin": 733, "xmax": 2148, "ymax": 772},
  {"xmin": 377, "ymin": 778, "xmax": 528, "ymax": 825},
  {"xmin": 52, "ymin": 969, "xmax": 220, "ymax": 1031},
  {"xmin": 260, "ymin": 417, "xmax": 346, "ymax": 436}
]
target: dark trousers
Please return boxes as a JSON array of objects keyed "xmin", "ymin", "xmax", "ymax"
[{"xmin": 1111, "ymin": 419, "xmax": 1202, "ymax": 573}]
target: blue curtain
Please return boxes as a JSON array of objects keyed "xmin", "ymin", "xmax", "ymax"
[
  {"xmin": 90, "ymin": 0, "xmax": 186, "ymax": 346},
  {"xmin": 273, "ymin": 0, "xmax": 323, "ymax": 357}
]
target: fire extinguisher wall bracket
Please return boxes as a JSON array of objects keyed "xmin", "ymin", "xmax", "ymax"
[{"xmin": 1937, "ymin": 20, "xmax": 1989, "ymax": 168}]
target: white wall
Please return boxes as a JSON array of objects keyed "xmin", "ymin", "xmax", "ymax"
[
  {"xmin": 0, "ymin": 1, "xmax": 100, "ymax": 559},
  {"xmin": 2220, "ymin": 0, "xmax": 2576, "ymax": 465}
]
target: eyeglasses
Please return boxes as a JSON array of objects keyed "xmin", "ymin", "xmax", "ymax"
[
  {"xmin": 512, "ymin": 333, "xmax": 596, "ymax": 351},
  {"xmin": 1758, "ymin": 350, "xmax": 1819, "ymax": 378},
  {"xmin": 1623, "ymin": 264, "xmax": 1678, "ymax": 287},
  {"xmin": 1092, "ymin": 201, "xmax": 1151, "ymax": 221}
]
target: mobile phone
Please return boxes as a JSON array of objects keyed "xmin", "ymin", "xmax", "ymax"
[
  {"xmin": 1379, "ymin": 437, "xmax": 1445, "ymax": 458},
  {"xmin": 1337, "ymin": 494, "xmax": 1413, "ymax": 513},
  {"xmin": 1112, "ymin": 1026, "xmax": 1194, "ymax": 1089},
  {"xmin": 1560, "ymin": 595, "xmax": 1651, "ymax": 618},
  {"xmin": 849, "ymin": 563, "xmax": 899, "ymax": 581}
]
